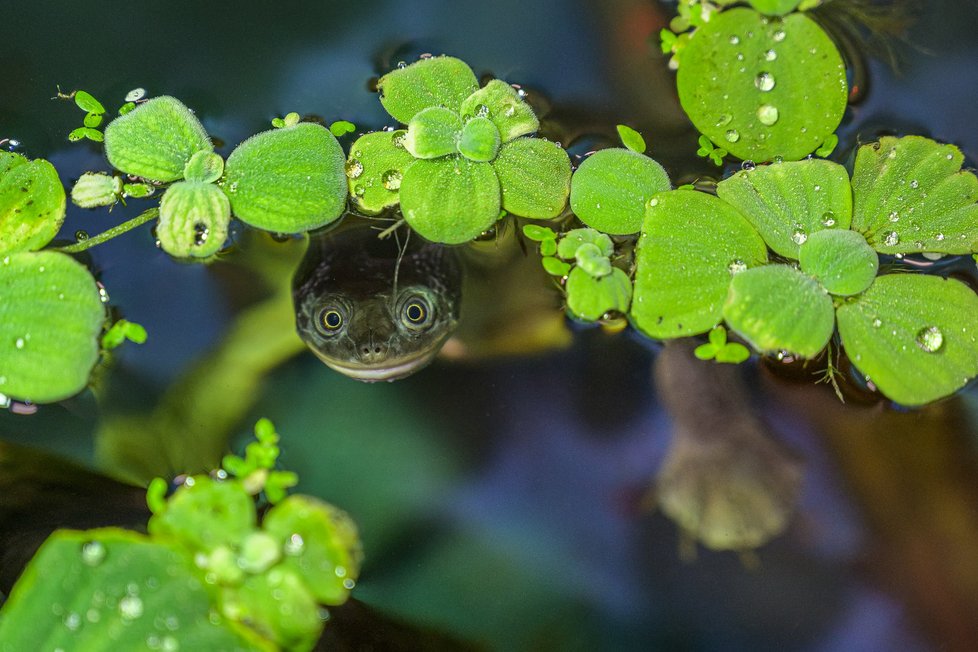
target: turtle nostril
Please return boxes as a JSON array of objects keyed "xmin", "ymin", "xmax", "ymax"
[{"xmin": 373, "ymin": 346, "xmax": 381, "ymax": 353}]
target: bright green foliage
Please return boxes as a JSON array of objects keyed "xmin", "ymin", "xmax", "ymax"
[
  {"xmin": 494, "ymin": 138, "xmax": 571, "ymax": 219},
  {"xmin": 676, "ymin": 7, "xmax": 847, "ymax": 161},
  {"xmin": 850, "ymin": 136, "xmax": 978, "ymax": 254},
  {"xmin": 522, "ymin": 224, "xmax": 556, "ymax": 242},
  {"xmin": 71, "ymin": 172, "xmax": 122, "ymax": 209},
  {"xmin": 459, "ymin": 79, "xmax": 539, "ymax": 141},
  {"xmin": 616, "ymin": 124, "xmax": 647, "ymax": 154},
  {"xmin": 837, "ymin": 275, "xmax": 978, "ymax": 406},
  {"xmin": 378, "ymin": 56, "xmax": 479, "ymax": 123},
  {"xmin": 574, "ymin": 242, "xmax": 613, "ymax": 277},
  {"xmin": 631, "ymin": 189, "xmax": 768, "ymax": 338},
  {"xmin": 404, "ymin": 106, "xmax": 464, "ymax": 158},
  {"xmin": 458, "ymin": 116, "xmax": 501, "ymax": 162},
  {"xmin": 0, "ymin": 529, "xmax": 271, "ymax": 651},
  {"xmin": 570, "ymin": 148, "xmax": 671, "ymax": 235},
  {"xmin": 400, "ymin": 156, "xmax": 500, "ymax": 244},
  {"xmin": 104, "ymin": 96, "xmax": 213, "ymax": 182},
  {"xmin": 73, "ymin": 90, "xmax": 105, "ymax": 114},
  {"xmin": 65, "ymin": 90, "xmax": 108, "ymax": 142},
  {"xmin": 222, "ymin": 418, "xmax": 298, "ymax": 504},
  {"xmin": 723, "ymin": 264, "xmax": 835, "ymax": 357},
  {"xmin": 122, "ymin": 182, "xmax": 155, "ymax": 199},
  {"xmin": 148, "ymin": 475, "xmax": 258, "ymax": 551},
  {"xmin": 68, "ymin": 127, "xmax": 104, "ymax": 143},
  {"xmin": 749, "ymin": 0, "xmax": 803, "ymax": 15},
  {"xmin": 0, "ymin": 251, "xmax": 105, "ymax": 403},
  {"xmin": 158, "ymin": 181, "xmax": 231, "ymax": 258},
  {"xmin": 183, "ymin": 150, "xmax": 225, "ymax": 184},
  {"xmin": 542, "ymin": 256, "xmax": 571, "ymax": 276},
  {"xmin": 328, "ymin": 120, "xmax": 356, "ymax": 137},
  {"xmin": 0, "ymin": 153, "xmax": 66, "ymax": 254},
  {"xmin": 101, "ymin": 318, "xmax": 148, "ymax": 351},
  {"xmin": 346, "ymin": 130, "xmax": 414, "ymax": 214},
  {"xmin": 565, "ymin": 266, "xmax": 632, "ymax": 321},
  {"xmin": 717, "ymin": 159, "xmax": 852, "ymax": 258},
  {"xmin": 798, "ymin": 229, "xmax": 878, "ymax": 296},
  {"xmin": 223, "ymin": 122, "xmax": 347, "ymax": 233},
  {"xmin": 815, "ymin": 133, "xmax": 839, "ymax": 157},
  {"xmin": 223, "ymin": 567, "xmax": 321, "ymax": 649},
  {"xmin": 271, "ymin": 112, "xmax": 301, "ymax": 129},
  {"xmin": 696, "ymin": 134, "xmax": 728, "ymax": 166},
  {"xmin": 694, "ymin": 326, "xmax": 751, "ymax": 363},
  {"xmin": 556, "ymin": 228, "xmax": 614, "ymax": 260}
]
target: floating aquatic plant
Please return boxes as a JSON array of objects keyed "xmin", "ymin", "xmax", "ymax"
[
  {"xmin": 346, "ymin": 56, "xmax": 572, "ymax": 244},
  {"xmin": 632, "ymin": 136, "xmax": 978, "ymax": 406},
  {"xmin": 0, "ymin": 419, "xmax": 362, "ymax": 651}
]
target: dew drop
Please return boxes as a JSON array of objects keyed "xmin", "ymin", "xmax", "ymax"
[
  {"xmin": 63, "ymin": 612, "xmax": 81, "ymax": 631},
  {"xmin": 910, "ymin": 179, "xmax": 919, "ymax": 189},
  {"xmin": 821, "ymin": 211, "xmax": 836, "ymax": 227},
  {"xmin": 741, "ymin": 160, "xmax": 756, "ymax": 171},
  {"xmin": 284, "ymin": 533, "xmax": 305, "ymax": 556},
  {"xmin": 764, "ymin": 49, "xmax": 777, "ymax": 61},
  {"xmin": 915, "ymin": 326, "xmax": 944, "ymax": 353},
  {"xmin": 81, "ymin": 541, "xmax": 107, "ymax": 566},
  {"xmin": 936, "ymin": 233, "xmax": 945, "ymax": 241},
  {"xmin": 729, "ymin": 35, "xmax": 740, "ymax": 45},
  {"xmin": 724, "ymin": 129, "xmax": 740, "ymax": 143},
  {"xmin": 648, "ymin": 197, "xmax": 659, "ymax": 208},
  {"xmin": 381, "ymin": 169, "xmax": 402, "ymax": 191},
  {"xmin": 475, "ymin": 104, "xmax": 490, "ymax": 118},
  {"xmin": 354, "ymin": 185, "xmax": 365, "ymax": 197},
  {"xmin": 503, "ymin": 104, "xmax": 516, "ymax": 117},
  {"xmin": 75, "ymin": 230, "xmax": 90, "ymax": 242},
  {"xmin": 728, "ymin": 259, "xmax": 747, "ymax": 274},
  {"xmin": 888, "ymin": 211, "xmax": 900, "ymax": 223},
  {"xmin": 872, "ymin": 318, "xmax": 882, "ymax": 328},
  {"xmin": 14, "ymin": 337, "xmax": 24, "ymax": 349},
  {"xmin": 791, "ymin": 228, "xmax": 808, "ymax": 245},
  {"xmin": 715, "ymin": 113, "xmax": 733, "ymax": 127},
  {"xmin": 118, "ymin": 595, "xmax": 144, "ymax": 620},
  {"xmin": 391, "ymin": 132, "xmax": 406, "ymax": 148},
  {"xmin": 757, "ymin": 104, "xmax": 779, "ymax": 126},
  {"xmin": 883, "ymin": 231, "xmax": 900, "ymax": 247},
  {"xmin": 755, "ymin": 72, "xmax": 775, "ymax": 92},
  {"xmin": 344, "ymin": 159, "xmax": 363, "ymax": 179},
  {"xmin": 773, "ymin": 29, "xmax": 786, "ymax": 42}
]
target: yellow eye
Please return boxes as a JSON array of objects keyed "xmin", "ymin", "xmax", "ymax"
[
  {"xmin": 404, "ymin": 300, "xmax": 428, "ymax": 325},
  {"xmin": 320, "ymin": 309, "xmax": 343, "ymax": 331}
]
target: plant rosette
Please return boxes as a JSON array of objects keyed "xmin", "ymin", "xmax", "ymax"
[
  {"xmin": 631, "ymin": 135, "xmax": 978, "ymax": 406},
  {"xmin": 346, "ymin": 56, "xmax": 572, "ymax": 244}
]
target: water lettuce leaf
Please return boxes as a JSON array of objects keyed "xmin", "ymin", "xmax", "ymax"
[
  {"xmin": 400, "ymin": 156, "xmax": 500, "ymax": 244},
  {"xmin": 570, "ymin": 148, "xmax": 671, "ymax": 235},
  {"xmin": 404, "ymin": 107, "xmax": 463, "ymax": 159},
  {"xmin": 798, "ymin": 229, "xmax": 878, "ymax": 296},
  {"xmin": 459, "ymin": 79, "xmax": 539, "ymax": 142},
  {"xmin": 0, "ymin": 153, "xmax": 66, "ymax": 255},
  {"xmin": 158, "ymin": 181, "xmax": 230, "ymax": 258},
  {"xmin": 346, "ymin": 130, "xmax": 415, "ymax": 215},
  {"xmin": 378, "ymin": 56, "xmax": 479, "ymax": 124},
  {"xmin": 494, "ymin": 137, "xmax": 571, "ymax": 219}
]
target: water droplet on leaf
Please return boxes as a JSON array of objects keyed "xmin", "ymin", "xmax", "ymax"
[
  {"xmin": 345, "ymin": 159, "xmax": 363, "ymax": 179},
  {"xmin": 915, "ymin": 326, "xmax": 944, "ymax": 353},
  {"xmin": 883, "ymin": 231, "xmax": 900, "ymax": 247},
  {"xmin": 381, "ymin": 169, "xmax": 402, "ymax": 191},
  {"xmin": 791, "ymin": 228, "xmax": 807, "ymax": 245},
  {"xmin": 725, "ymin": 129, "xmax": 741, "ymax": 143},
  {"xmin": 757, "ymin": 104, "xmax": 779, "ymax": 126},
  {"xmin": 755, "ymin": 72, "xmax": 775, "ymax": 92}
]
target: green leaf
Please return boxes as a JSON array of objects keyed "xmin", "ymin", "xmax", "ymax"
[
  {"xmin": 542, "ymin": 256, "xmax": 571, "ymax": 276},
  {"xmin": 73, "ymin": 90, "xmax": 105, "ymax": 114},
  {"xmin": 709, "ymin": 325, "xmax": 728, "ymax": 348},
  {"xmin": 494, "ymin": 137, "xmax": 572, "ymax": 219},
  {"xmin": 183, "ymin": 150, "xmax": 225, "ymax": 184},
  {"xmin": 122, "ymin": 182, "xmax": 155, "ymax": 199},
  {"xmin": 749, "ymin": 0, "xmax": 803, "ymax": 15},
  {"xmin": 263, "ymin": 495, "xmax": 363, "ymax": 605},
  {"xmin": 104, "ymin": 96, "xmax": 213, "ymax": 182},
  {"xmin": 0, "ymin": 529, "xmax": 270, "ymax": 651},
  {"xmin": 694, "ymin": 342, "xmax": 717, "ymax": 360},
  {"xmin": 565, "ymin": 266, "xmax": 632, "ymax": 321},
  {"xmin": 0, "ymin": 153, "xmax": 66, "ymax": 254},
  {"xmin": 521, "ymin": 224, "xmax": 556, "ymax": 242},
  {"xmin": 69, "ymin": 127, "xmax": 104, "ymax": 143},
  {"xmin": 71, "ymin": 172, "xmax": 122, "ymax": 209},
  {"xmin": 798, "ymin": 229, "xmax": 878, "ymax": 296},
  {"xmin": 716, "ymin": 342, "xmax": 751, "ymax": 363},
  {"xmin": 556, "ymin": 228, "xmax": 614, "ymax": 260},
  {"xmin": 815, "ymin": 133, "xmax": 838, "ymax": 157},
  {"xmin": 574, "ymin": 242, "xmax": 612, "ymax": 277},
  {"xmin": 118, "ymin": 101, "xmax": 136, "ymax": 115},
  {"xmin": 148, "ymin": 476, "xmax": 257, "ymax": 552},
  {"xmin": 158, "ymin": 181, "xmax": 231, "ymax": 258},
  {"xmin": 850, "ymin": 136, "xmax": 978, "ymax": 254},
  {"xmin": 722, "ymin": 264, "xmax": 835, "ymax": 358},
  {"xmin": 570, "ymin": 148, "xmax": 670, "ymax": 235},
  {"xmin": 399, "ymin": 156, "xmax": 500, "ymax": 244},
  {"xmin": 677, "ymin": 8, "xmax": 847, "ymax": 161},
  {"xmin": 631, "ymin": 189, "xmax": 768, "ymax": 338},
  {"xmin": 403, "ymin": 106, "xmax": 462, "ymax": 159},
  {"xmin": 539, "ymin": 238, "xmax": 557, "ymax": 256},
  {"xmin": 224, "ymin": 122, "xmax": 346, "ymax": 233},
  {"xmin": 458, "ymin": 116, "xmax": 501, "ymax": 162},
  {"xmin": 377, "ymin": 56, "xmax": 479, "ymax": 124},
  {"xmin": 459, "ymin": 79, "xmax": 539, "ymax": 142},
  {"xmin": 716, "ymin": 159, "xmax": 852, "ymax": 258},
  {"xmin": 616, "ymin": 124, "xmax": 646, "ymax": 153},
  {"xmin": 329, "ymin": 120, "xmax": 356, "ymax": 137},
  {"xmin": 102, "ymin": 318, "xmax": 148, "ymax": 350},
  {"xmin": 0, "ymin": 251, "xmax": 104, "ymax": 403},
  {"xmin": 346, "ymin": 130, "xmax": 415, "ymax": 214},
  {"xmin": 83, "ymin": 112, "xmax": 103, "ymax": 128},
  {"xmin": 837, "ymin": 274, "xmax": 978, "ymax": 406},
  {"xmin": 221, "ymin": 567, "xmax": 320, "ymax": 650}
]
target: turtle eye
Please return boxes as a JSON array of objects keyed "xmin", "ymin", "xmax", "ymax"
[
  {"xmin": 401, "ymin": 297, "xmax": 431, "ymax": 329},
  {"xmin": 317, "ymin": 307, "xmax": 344, "ymax": 334}
]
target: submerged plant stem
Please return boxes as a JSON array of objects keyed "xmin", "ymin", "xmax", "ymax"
[{"xmin": 54, "ymin": 207, "xmax": 159, "ymax": 253}]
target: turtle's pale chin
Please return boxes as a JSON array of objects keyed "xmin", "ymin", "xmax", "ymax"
[{"xmin": 310, "ymin": 346, "xmax": 442, "ymax": 383}]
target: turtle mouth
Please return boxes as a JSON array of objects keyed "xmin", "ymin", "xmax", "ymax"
[{"xmin": 312, "ymin": 347, "xmax": 441, "ymax": 382}]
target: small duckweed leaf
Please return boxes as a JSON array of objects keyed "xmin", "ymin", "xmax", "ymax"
[
  {"xmin": 570, "ymin": 148, "xmax": 670, "ymax": 235},
  {"xmin": 224, "ymin": 122, "xmax": 346, "ymax": 233},
  {"xmin": 122, "ymin": 182, "xmax": 154, "ymax": 199},
  {"xmin": 616, "ymin": 124, "xmax": 647, "ymax": 154},
  {"xmin": 82, "ymin": 112, "xmax": 103, "ymax": 129},
  {"xmin": 850, "ymin": 136, "xmax": 978, "ymax": 254},
  {"xmin": 566, "ymin": 266, "xmax": 632, "ymax": 321},
  {"xmin": 723, "ymin": 264, "xmax": 835, "ymax": 358},
  {"xmin": 677, "ymin": 8, "xmax": 847, "ymax": 161},
  {"xmin": 158, "ymin": 181, "xmax": 231, "ymax": 258},
  {"xmin": 400, "ymin": 156, "xmax": 500, "ymax": 244},
  {"xmin": 540, "ymin": 238, "xmax": 557, "ymax": 256},
  {"xmin": 346, "ymin": 130, "xmax": 415, "ymax": 214},
  {"xmin": 117, "ymin": 101, "xmax": 136, "ymax": 115},
  {"xmin": 263, "ymin": 495, "xmax": 363, "ymax": 605},
  {"xmin": 542, "ymin": 256, "xmax": 571, "ymax": 276},
  {"xmin": 148, "ymin": 476, "xmax": 257, "ymax": 551},
  {"xmin": 459, "ymin": 79, "xmax": 539, "ymax": 142},
  {"xmin": 0, "ymin": 528, "xmax": 271, "ymax": 651},
  {"xmin": 574, "ymin": 242, "xmax": 613, "ymax": 277},
  {"xmin": 798, "ymin": 229, "xmax": 878, "ymax": 296},
  {"xmin": 404, "ymin": 106, "xmax": 463, "ymax": 159},
  {"xmin": 715, "ymin": 342, "xmax": 751, "ymax": 364},
  {"xmin": 223, "ymin": 567, "xmax": 321, "ymax": 649},
  {"xmin": 102, "ymin": 319, "xmax": 148, "ymax": 350},
  {"xmin": 522, "ymin": 224, "xmax": 556, "ymax": 242},
  {"xmin": 73, "ymin": 90, "xmax": 104, "ymax": 114},
  {"xmin": 329, "ymin": 120, "xmax": 356, "ymax": 137},
  {"xmin": 716, "ymin": 158, "xmax": 852, "ymax": 258},
  {"xmin": 837, "ymin": 274, "xmax": 978, "ymax": 406},
  {"xmin": 183, "ymin": 150, "xmax": 225, "ymax": 184},
  {"xmin": 815, "ymin": 133, "xmax": 838, "ymax": 157},
  {"xmin": 0, "ymin": 251, "xmax": 104, "ymax": 403},
  {"xmin": 0, "ymin": 154, "xmax": 67, "ymax": 254},
  {"xmin": 556, "ymin": 228, "xmax": 614, "ymax": 260},
  {"xmin": 458, "ymin": 116, "xmax": 501, "ymax": 162},
  {"xmin": 494, "ymin": 137, "xmax": 572, "ymax": 219},
  {"xmin": 71, "ymin": 172, "xmax": 122, "ymax": 209},
  {"xmin": 631, "ymin": 189, "xmax": 768, "ymax": 338},
  {"xmin": 708, "ymin": 325, "xmax": 727, "ymax": 348},
  {"xmin": 749, "ymin": 0, "xmax": 803, "ymax": 15},
  {"xmin": 104, "ymin": 96, "xmax": 212, "ymax": 182},
  {"xmin": 694, "ymin": 342, "xmax": 717, "ymax": 360},
  {"xmin": 378, "ymin": 56, "xmax": 478, "ymax": 124}
]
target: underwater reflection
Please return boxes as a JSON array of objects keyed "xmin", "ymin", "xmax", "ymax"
[{"xmin": 292, "ymin": 217, "xmax": 462, "ymax": 382}]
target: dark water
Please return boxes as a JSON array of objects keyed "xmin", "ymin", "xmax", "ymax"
[{"xmin": 3, "ymin": 1, "xmax": 978, "ymax": 650}]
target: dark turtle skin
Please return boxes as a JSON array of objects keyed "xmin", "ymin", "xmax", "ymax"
[{"xmin": 292, "ymin": 218, "xmax": 462, "ymax": 382}]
